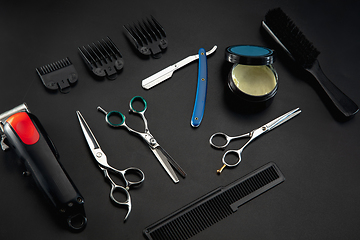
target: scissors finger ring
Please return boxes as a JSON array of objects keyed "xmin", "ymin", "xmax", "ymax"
[{"xmin": 122, "ymin": 167, "xmax": 145, "ymax": 188}]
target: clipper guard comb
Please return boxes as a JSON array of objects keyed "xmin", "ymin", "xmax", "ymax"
[
  {"xmin": 124, "ymin": 16, "xmax": 168, "ymax": 58},
  {"xmin": 36, "ymin": 57, "xmax": 78, "ymax": 94},
  {"xmin": 78, "ymin": 36, "xmax": 124, "ymax": 80}
]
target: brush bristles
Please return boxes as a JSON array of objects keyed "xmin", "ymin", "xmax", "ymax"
[{"xmin": 264, "ymin": 8, "xmax": 320, "ymax": 68}]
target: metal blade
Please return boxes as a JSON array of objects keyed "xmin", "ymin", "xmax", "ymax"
[
  {"xmin": 265, "ymin": 108, "xmax": 301, "ymax": 131},
  {"xmin": 141, "ymin": 45, "xmax": 217, "ymax": 89},
  {"xmin": 76, "ymin": 111, "xmax": 111, "ymax": 169},
  {"xmin": 158, "ymin": 146, "xmax": 186, "ymax": 178},
  {"xmin": 142, "ymin": 65, "xmax": 176, "ymax": 89},
  {"xmin": 150, "ymin": 147, "xmax": 179, "ymax": 183},
  {"xmin": 76, "ymin": 111, "xmax": 100, "ymax": 150}
]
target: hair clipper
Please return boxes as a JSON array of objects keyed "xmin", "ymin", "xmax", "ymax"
[{"xmin": 0, "ymin": 103, "xmax": 87, "ymax": 231}]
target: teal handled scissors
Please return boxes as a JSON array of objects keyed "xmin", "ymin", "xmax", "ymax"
[
  {"xmin": 76, "ymin": 111, "xmax": 145, "ymax": 221},
  {"xmin": 210, "ymin": 108, "xmax": 301, "ymax": 174},
  {"xmin": 97, "ymin": 96, "xmax": 186, "ymax": 183}
]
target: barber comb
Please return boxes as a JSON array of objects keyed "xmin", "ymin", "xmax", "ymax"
[
  {"xmin": 78, "ymin": 36, "xmax": 124, "ymax": 80},
  {"xmin": 124, "ymin": 16, "xmax": 168, "ymax": 58},
  {"xmin": 36, "ymin": 57, "xmax": 78, "ymax": 94}
]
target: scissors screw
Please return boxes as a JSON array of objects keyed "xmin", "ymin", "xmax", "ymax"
[
  {"xmin": 22, "ymin": 171, "xmax": 31, "ymax": 177},
  {"xmin": 77, "ymin": 197, "xmax": 83, "ymax": 203},
  {"xmin": 150, "ymin": 138, "xmax": 157, "ymax": 145},
  {"xmin": 262, "ymin": 126, "xmax": 267, "ymax": 131},
  {"xmin": 96, "ymin": 152, "xmax": 102, "ymax": 158}
]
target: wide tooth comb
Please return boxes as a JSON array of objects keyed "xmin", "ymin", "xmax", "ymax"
[
  {"xmin": 36, "ymin": 57, "xmax": 78, "ymax": 94},
  {"xmin": 78, "ymin": 36, "xmax": 124, "ymax": 80},
  {"xmin": 124, "ymin": 16, "xmax": 168, "ymax": 58}
]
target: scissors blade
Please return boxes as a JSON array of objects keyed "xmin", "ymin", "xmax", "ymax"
[
  {"xmin": 150, "ymin": 147, "xmax": 179, "ymax": 183},
  {"xmin": 77, "ymin": 111, "xmax": 101, "ymax": 150},
  {"xmin": 265, "ymin": 108, "xmax": 301, "ymax": 131},
  {"xmin": 157, "ymin": 146, "xmax": 186, "ymax": 178},
  {"xmin": 141, "ymin": 45, "xmax": 217, "ymax": 89},
  {"xmin": 76, "ymin": 111, "xmax": 109, "ymax": 168}
]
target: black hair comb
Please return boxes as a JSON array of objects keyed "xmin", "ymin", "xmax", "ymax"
[
  {"xmin": 124, "ymin": 16, "xmax": 168, "ymax": 58},
  {"xmin": 78, "ymin": 36, "xmax": 124, "ymax": 80},
  {"xmin": 36, "ymin": 57, "xmax": 78, "ymax": 94},
  {"xmin": 144, "ymin": 162, "xmax": 284, "ymax": 239}
]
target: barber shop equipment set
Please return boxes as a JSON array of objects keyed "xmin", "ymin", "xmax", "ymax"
[{"xmin": 1, "ymin": 8, "xmax": 358, "ymax": 238}]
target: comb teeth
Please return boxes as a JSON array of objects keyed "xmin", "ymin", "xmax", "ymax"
[
  {"xmin": 78, "ymin": 36, "xmax": 124, "ymax": 80},
  {"xmin": 37, "ymin": 58, "xmax": 72, "ymax": 75},
  {"xmin": 124, "ymin": 16, "xmax": 168, "ymax": 58},
  {"xmin": 36, "ymin": 57, "xmax": 78, "ymax": 94},
  {"xmin": 144, "ymin": 163, "xmax": 285, "ymax": 240}
]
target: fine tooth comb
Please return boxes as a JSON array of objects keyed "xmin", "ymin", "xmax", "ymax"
[
  {"xmin": 78, "ymin": 36, "xmax": 124, "ymax": 80},
  {"xmin": 36, "ymin": 57, "xmax": 78, "ymax": 94},
  {"xmin": 262, "ymin": 8, "xmax": 358, "ymax": 119},
  {"xmin": 124, "ymin": 16, "xmax": 168, "ymax": 58},
  {"xmin": 144, "ymin": 162, "xmax": 285, "ymax": 240}
]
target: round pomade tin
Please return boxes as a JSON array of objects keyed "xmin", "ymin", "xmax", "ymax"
[{"xmin": 225, "ymin": 45, "xmax": 278, "ymax": 111}]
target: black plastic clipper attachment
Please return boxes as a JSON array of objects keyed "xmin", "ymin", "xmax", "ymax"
[
  {"xmin": 124, "ymin": 16, "xmax": 168, "ymax": 58},
  {"xmin": 36, "ymin": 57, "xmax": 78, "ymax": 94},
  {"xmin": 78, "ymin": 36, "xmax": 124, "ymax": 80}
]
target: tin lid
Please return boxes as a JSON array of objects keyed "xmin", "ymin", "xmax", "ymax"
[{"xmin": 225, "ymin": 45, "xmax": 275, "ymax": 65}]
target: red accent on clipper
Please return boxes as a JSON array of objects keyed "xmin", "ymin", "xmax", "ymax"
[{"xmin": 6, "ymin": 112, "xmax": 40, "ymax": 145}]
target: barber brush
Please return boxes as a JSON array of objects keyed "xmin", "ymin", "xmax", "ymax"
[{"xmin": 262, "ymin": 8, "xmax": 358, "ymax": 119}]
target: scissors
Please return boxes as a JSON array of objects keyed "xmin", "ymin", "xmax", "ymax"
[
  {"xmin": 76, "ymin": 110, "xmax": 145, "ymax": 221},
  {"xmin": 97, "ymin": 96, "xmax": 186, "ymax": 183},
  {"xmin": 210, "ymin": 108, "xmax": 301, "ymax": 174}
]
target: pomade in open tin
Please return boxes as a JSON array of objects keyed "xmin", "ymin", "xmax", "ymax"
[{"xmin": 225, "ymin": 45, "xmax": 278, "ymax": 111}]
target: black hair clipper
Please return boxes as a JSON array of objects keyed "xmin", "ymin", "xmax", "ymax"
[{"xmin": 0, "ymin": 103, "xmax": 87, "ymax": 231}]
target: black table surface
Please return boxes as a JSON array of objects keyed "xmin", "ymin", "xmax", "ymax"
[{"xmin": 1, "ymin": 0, "xmax": 360, "ymax": 239}]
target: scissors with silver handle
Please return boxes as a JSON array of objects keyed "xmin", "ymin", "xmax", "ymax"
[
  {"xmin": 210, "ymin": 108, "xmax": 301, "ymax": 174},
  {"xmin": 76, "ymin": 110, "xmax": 145, "ymax": 221},
  {"xmin": 97, "ymin": 96, "xmax": 186, "ymax": 183}
]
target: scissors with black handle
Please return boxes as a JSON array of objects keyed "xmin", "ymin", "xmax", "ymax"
[
  {"xmin": 76, "ymin": 111, "xmax": 144, "ymax": 221},
  {"xmin": 97, "ymin": 96, "xmax": 186, "ymax": 183},
  {"xmin": 210, "ymin": 108, "xmax": 301, "ymax": 174}
]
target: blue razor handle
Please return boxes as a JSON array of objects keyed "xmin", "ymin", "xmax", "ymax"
[{"xmin": 191, "ymin": 48, "xmax": 208, "ymax": 127}]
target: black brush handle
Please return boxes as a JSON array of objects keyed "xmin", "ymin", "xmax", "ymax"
[
  {"xmin": 307, "ymin": 60, "xmax": 359, "ymax": 118},
  {"xmin": 3, "ymin": 112, "xmax": 87, "ymax": 231}
]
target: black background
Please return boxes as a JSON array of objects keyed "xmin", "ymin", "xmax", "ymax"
[{"xmin": 1, "ymin": 0, "xmax": 360, "ymax": 239}]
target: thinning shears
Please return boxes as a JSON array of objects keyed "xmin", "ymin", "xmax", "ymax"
[
  {"xmin": 76, "ymin": 111, "xmax": 145, "ymax": 221},
  {"xmin": 210, "ymin": 108, "xmax": 301, "ymax": 174},
  {"xmin": 97, "ymin": 96, "xmax": 186, "ymax": 183}
]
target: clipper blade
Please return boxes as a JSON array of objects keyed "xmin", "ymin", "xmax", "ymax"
[
  {"xmin": 0, "ymin": 103, "xmax": 29, "ymax": 151},
  {"xmin": 124, "ymin": 16, "xmax": 168, "ymax": 58},
  {"xmin": 36, "ymin": 57, "xmax": 78, "ymax": 94},
  {"xmin": 78, "ymin": 36, "xmax": 124, "ymax": 80}
]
